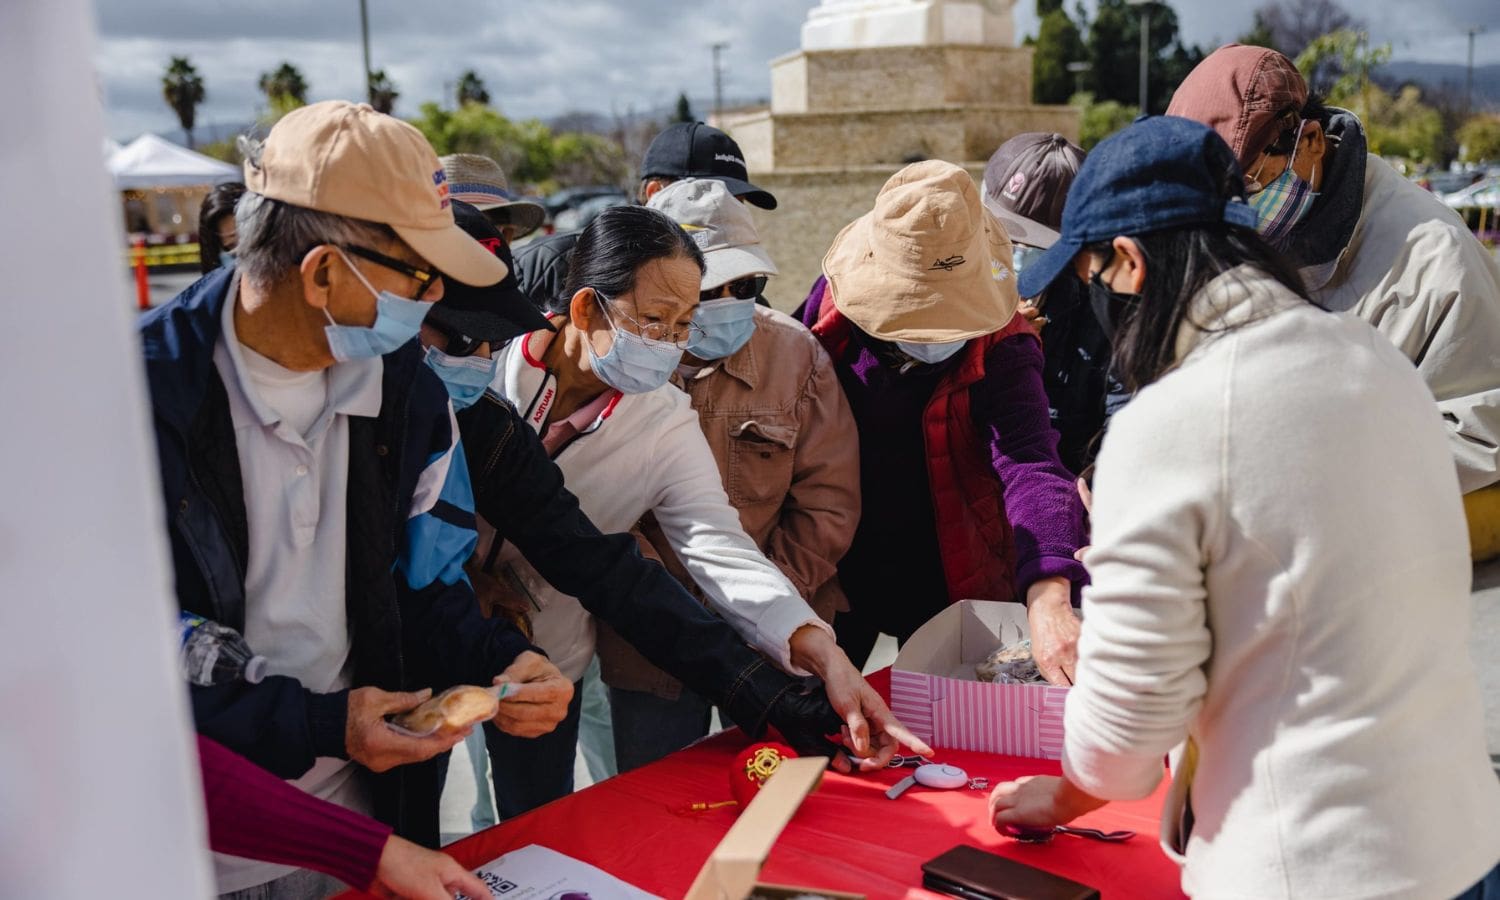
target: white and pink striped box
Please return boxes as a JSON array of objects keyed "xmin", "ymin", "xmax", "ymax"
[{"xmin": 890, "ymin": 600, "xmax": 1069, "ymax": 759}]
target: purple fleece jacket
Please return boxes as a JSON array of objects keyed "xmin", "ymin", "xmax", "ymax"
[{"xmin": 800, "ymin": 279, "xmax": 1088, "ymax": 604}]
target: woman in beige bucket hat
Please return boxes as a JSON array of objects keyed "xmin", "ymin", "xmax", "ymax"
[{"xmin": 796, "ymin": 160, "xmax": 1088, "ymax": 685}]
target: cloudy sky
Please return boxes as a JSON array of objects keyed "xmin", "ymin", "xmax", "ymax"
[{"xmin": 95, "ymin": 0, "xmax": 1500, "ymax": 141}]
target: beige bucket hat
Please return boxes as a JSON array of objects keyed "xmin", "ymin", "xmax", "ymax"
[
  {"xmin": 243, "ymin": 100, "xmax": 506, "ymax": 287},
  {"xmin": 823, "ymin": 159, "xmax": 1019, "ymax": 343}
]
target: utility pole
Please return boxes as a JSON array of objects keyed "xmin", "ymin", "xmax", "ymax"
[
  {"xmin": 359, "ymin": 0, "xmax": 373, "ymax": 105},
  {"xmin": 1066, "ymin": 60, "xmax": 1091, "ymax": 98},
  {"xmin": 1465, "ymin": 27, "xmax": 1483, "ymax": 119},
  {"xmin": 711, "ymin": 42, "xmax": 728, "ymax": 124},
  {"xmin": 1127, "ymin": 0, "xmax": 1152, "ymax": 114}
]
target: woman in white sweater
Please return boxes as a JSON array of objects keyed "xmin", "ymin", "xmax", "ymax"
[
  {"xmin": 993, "ymin": 116, "xmax": 1500, "ymax": 899},
  {"xmin": 478, "ymin": 205, "xmax": 925, "ymax": 811}
]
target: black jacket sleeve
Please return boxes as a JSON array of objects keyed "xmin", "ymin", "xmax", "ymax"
[
  {"xmin": 398, "ymin": 576, "xmax": 538, "ymax": 692},
  {"xmin": 457, "ymin": 394, "xmax": 823, "ymax": 735},
  {"xmin": 189, "ymin": 679, "xmax": 349, "ymax": 780}
]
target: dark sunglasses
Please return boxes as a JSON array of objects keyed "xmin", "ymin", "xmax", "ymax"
[
  {"xmin": 426, "ymin": 316, "xmax": 485, "ymax": 357},
  {"xmin": 342, "ymin": 244, "xmax": 440, "ymax": 300},
  {"xmin": 700, "ymin": 275, "xmax": 768, "ymax": 304}
]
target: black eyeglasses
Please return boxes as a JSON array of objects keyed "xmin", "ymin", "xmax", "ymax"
[
  {"xmin": 700, "ymin": 275, "xmax": 768, "ymax": 304},
  {"xmin": 435, "ymin": 323, "xmax": 485, "ymax": 357},
  {"xmin": 421, "ymin": 306, "xmax": 484, "ymax": 356},
  {"xmin": 343, "ymin": 244, "xmax": 440, "ymax": 300}
]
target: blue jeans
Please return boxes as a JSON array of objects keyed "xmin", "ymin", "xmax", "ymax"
[
  {"xmin": 484, "ymin": 677, "xmax": 584, "ymax": 818},
  {"xmin": 576, "ymin": 657, "xmax": 618, "ymax": 783},
  {"xmin": 1455, "ymin": 861, "xmax": 1500, "ymax": 900},
  {"xmin": 609, "ymin": 685, "xmax": 713, "ymax": 772}
]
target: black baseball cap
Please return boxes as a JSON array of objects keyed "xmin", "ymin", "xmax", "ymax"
[
  {"xmin": 640, "ymin": 122, "xmax": 777, "ymax": 210},
  {"xmin": 428, "ymin": 200, "xmax": 553, "ymax": 344},
  {"xmin": 981, "ymin": 133, "xmax": 1085, "ymax": 249},
  {"xmin": 1017, "ymin": 117, "xmax": 1258, "ymax": 301}
]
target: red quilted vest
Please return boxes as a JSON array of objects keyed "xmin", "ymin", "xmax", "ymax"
[{"xmin": 809, "ymin": 285, "xmax": 1036, "ymax": 604}]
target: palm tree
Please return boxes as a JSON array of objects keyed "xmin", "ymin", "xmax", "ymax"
[
  {"xmin": 162, "ymin": 56, "xmax": 206, "ymax": 148},
  {"xmin": 368, "ymin": 69, "xmax": 399, "ymax": 114},
  {"xmin": 258, "ymin": 62, "xmax": 309, "ymax": 118},
  {"xmin": 456, "ymin": 70, "xmax": 490, "ymax": 107}
]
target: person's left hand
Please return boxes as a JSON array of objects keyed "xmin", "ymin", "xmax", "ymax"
[
  {"xmin": 988, "ymin": 774, "xmax": 1106, "ymax": 832},
  {"xmin": 1026, "ymin": 577, "xmax": 1081, "ymax": 685},
  {"xmin": 490, "ymin": 651, "xmax": 573, "ymax": 739},
  {"xmin": 371, "ymin": 834, "xmax": 491, "ymax": 900},
  {"xmin": 788, "ymin": 625, "xmax": 933, "ymax": 772}
]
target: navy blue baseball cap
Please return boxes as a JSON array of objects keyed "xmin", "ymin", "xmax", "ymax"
[{"xmin": 1016, "ymin": 116, "xmax": 1259, "ymax": 300}]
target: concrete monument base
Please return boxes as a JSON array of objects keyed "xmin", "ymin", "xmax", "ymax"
[{"xmin": 724, "ymin": 0, "xmax": 1079, "ymax": 299}]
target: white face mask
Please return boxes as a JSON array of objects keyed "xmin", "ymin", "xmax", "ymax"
[{"xmin": 895, "ymin": 339, "xmax": 966, "ymax": 365}]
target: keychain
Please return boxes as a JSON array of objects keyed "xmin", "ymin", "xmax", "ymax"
[{"xmin": 885, "ymin": 755, "xmax": 990, "ymax": 799}]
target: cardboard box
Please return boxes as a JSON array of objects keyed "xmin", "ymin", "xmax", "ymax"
[{"xmin": 891, "ymin": 600, "xmax": 1071, "ymax": 759}]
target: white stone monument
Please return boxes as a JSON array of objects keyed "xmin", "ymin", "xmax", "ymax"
[
  {"xmin": 802, "ymin": 0, "xmax": 1015, "ymax": 50},
  {"xmin": 722, "ymin": 0, "xmax": 1075, "ymax": 304}
]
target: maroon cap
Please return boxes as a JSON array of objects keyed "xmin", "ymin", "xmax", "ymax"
[
  {"xmin": 981, "ymin": 133, "xmax": 1085, "ymax": 249},
  {"xmin": 1165, "ymin": 43, "xmax": 1308, "ymax": 172}
]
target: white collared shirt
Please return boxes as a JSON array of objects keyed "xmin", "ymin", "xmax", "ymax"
[{"xmin": 209, "ymin": 277, "xmax": 382, "ymax": 892}]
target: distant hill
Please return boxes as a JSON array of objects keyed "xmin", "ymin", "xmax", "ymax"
[{"xmin": 1377, "ymin": 61, "xmax": 1500, "ymax": 112}]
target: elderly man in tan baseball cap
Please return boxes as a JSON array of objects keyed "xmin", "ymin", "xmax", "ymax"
[
  {"xmin": 796, "ymin": 160, "xmax": 1089, "ymax": 686},
  {"xmin": 137, "ymin": 100, "xmax": 571, "ymax": 896}
]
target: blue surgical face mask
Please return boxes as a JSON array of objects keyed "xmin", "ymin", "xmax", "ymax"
[
  {"xmin": 219, "ymin": 250, "xmax": 236, "ymax": 269},
  {"xmin": 423, "ymin": 345, "xmax": 496, "ymax": 410},
  {"xmin": 895, "ymin": 339, "xmax": 966, "ymax": 365},
  {"xmin": 322, "ymin": 247, "xmax": 433, "ymax": 362},
  {"xmin": 584, "ymin": 290, "xmax": 684, "ymax": 394},
  {"xmin": 686, "ymin": 297, "xmax": 757, "ymax": 360}
]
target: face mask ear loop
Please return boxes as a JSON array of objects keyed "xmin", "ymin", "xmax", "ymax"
[
  {"xmin": 334, "ymin": 246, "xmax": 382, "ymax": 297},
  {"xmin": 1287, "ymin": 120, "xmax": 1308, "ymax": 171}
]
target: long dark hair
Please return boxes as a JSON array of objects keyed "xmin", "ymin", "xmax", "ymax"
[
  {"xmin": 1103, "ymin": 223, "xmax": 1316, "ymax": 392},
  {"xmin": 553, "ymin": 205, "xmax": 705, "ymax": 315},
  {"xmin": 198, "ymin": 181, "xmax": 246, "ymax": 274}
]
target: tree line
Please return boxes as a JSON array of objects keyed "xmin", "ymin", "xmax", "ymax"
[
  {"xmin": 158, "ymin": 60, "xmax": 629, "ymax": 192},
  {"xmin": 1029, "ymin": 0, "xmax": 1500, "ymax": 163}
]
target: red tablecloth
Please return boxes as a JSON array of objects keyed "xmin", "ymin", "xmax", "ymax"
[{"xmin": 346, "ymin": 670, "xmax": 1186, "ymax": 899}]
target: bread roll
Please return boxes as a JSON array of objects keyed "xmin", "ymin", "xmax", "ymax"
[{"xmin": 390, "ymin": 685, "xmax": 499, "ymax": 735}]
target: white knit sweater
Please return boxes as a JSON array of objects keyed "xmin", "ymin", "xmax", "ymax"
[{"xmin": 1062, "ymin": 266, "xmax": 1500, "ymax": 899}]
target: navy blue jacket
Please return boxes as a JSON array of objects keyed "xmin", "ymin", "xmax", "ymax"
[{"xmin": 140, "ymin": 268, "xmax": 534, "ymax": 845}]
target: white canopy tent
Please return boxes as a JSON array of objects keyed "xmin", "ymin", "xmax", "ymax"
[{"xmin": 107, "ymin": 132, "xmax": 238, "ymax": 190}]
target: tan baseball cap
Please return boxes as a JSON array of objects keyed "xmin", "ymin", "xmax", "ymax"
[
  {"xmin": 243, "ymin": 100, "xmax": 507, "ymax": 287},
  {"xmin": 823, "ymin": 160, "xmax": 1019, "ymax": 343}
]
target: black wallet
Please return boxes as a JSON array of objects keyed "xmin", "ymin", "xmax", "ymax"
[{"xmin": 921, "ymin": 845, "xmax": 1102, "ymax": 900}]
